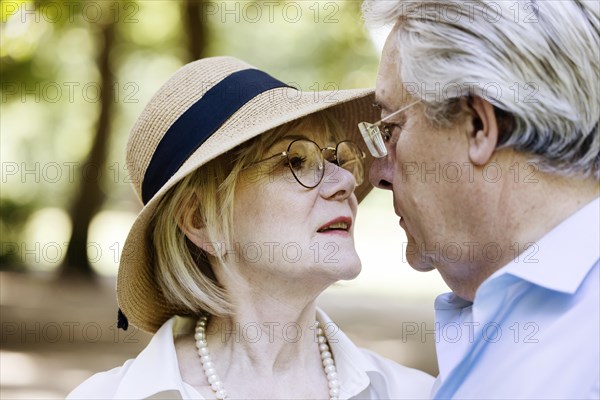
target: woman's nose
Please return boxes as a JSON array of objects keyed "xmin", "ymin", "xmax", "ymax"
[{"xmin": 319, "ymin": 161, "xmax": 356, "ymax": 201}]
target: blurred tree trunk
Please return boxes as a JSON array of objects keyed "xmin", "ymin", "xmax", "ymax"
[
  {"xmin": 60, "ymin": 1, "xmax": 205, "ymax": 279},
  {"xmin": 185, "ymin": 0, "xmax": 207, "ymax": 60},
  {"xmin": 60, "ymin": 20, "xmax": 116, "ymax": 279}
]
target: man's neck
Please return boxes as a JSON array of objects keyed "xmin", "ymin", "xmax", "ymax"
[
  {"xmin": 457, "ymin": 153, "xmax": 599, "ymax": 301},
  {"xmin": 509, "ymin": 171, "xmax": 599, "ymax": 252}
]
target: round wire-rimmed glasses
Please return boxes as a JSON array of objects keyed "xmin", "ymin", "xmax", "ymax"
[
  {"xmin": 252, "ymin": 138, "xmax": 366, "ymax": 188},
  {"xmin": 358, "ymin": 100, "xmax": 421, "ymax": 158}
]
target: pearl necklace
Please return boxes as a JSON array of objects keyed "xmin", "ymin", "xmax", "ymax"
[{"xmin": 194, "ymin": 316, "xmax": 341, "ymax": 400}]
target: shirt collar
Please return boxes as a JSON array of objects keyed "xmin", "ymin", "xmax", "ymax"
[
  {"xmin": 434, "ymin": 292, "xmax": 473, "ymax": 311},
  {"xmin": 112, "ymin": 317, "xmax": 190, "ymax": 398},
  {"xmin": 316, "ymin": 308, "xmax": 378, "ymax": 398},
  {"xmin": 488, "ymin": 197, "xmax": 600, "ymax": 294}
]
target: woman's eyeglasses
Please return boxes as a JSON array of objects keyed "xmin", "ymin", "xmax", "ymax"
[{"xmin": 253, "ymin": 139, "xmax": 366, "ymax": 188}]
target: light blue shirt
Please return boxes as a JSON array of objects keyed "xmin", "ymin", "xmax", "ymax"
[{"xmin": 432, "ymin": 197, "xmax": 600, "ymax": 399}]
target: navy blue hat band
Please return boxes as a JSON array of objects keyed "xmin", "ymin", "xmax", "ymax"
[{"xmin": 141, "ymin": 68, "xmax": 291, "ymax": 204}]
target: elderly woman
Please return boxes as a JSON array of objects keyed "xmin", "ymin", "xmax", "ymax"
[{"xmin": 67, "ymin": 57, "xmax": 433, "ymax": 399}]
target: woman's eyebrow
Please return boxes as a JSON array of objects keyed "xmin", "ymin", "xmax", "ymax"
[{"xmin": 276, "ymin": 134, "xmax": 308, "ymax": 143}]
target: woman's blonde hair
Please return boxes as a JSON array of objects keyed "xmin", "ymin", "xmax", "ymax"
[{"xmin": 149, "ymin": 110, "xmax": 344, "ymax": 318}]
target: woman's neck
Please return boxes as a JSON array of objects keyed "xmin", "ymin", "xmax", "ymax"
[
  {"xmin": 207, "ymin": 299, "xmax": 322, "ymax": 371},
  {"xmin": 182, "ymin": 299, "xmax": 332, "ymax": 399}
]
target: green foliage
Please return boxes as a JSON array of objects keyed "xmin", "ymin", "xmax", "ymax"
[
  {"xmin": 1, "ymin": 0, "xmax": 379, "ymax": 271},
  {"xmin": 203, "ymin": 1, "xmax": 378, "ymax": 88}
]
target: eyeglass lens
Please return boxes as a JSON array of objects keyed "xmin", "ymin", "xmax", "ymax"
[
  {"xmin": 335, "ymin": 141, "xmax": 365, "ymax": 186},
  {"xmin": 286, "ymin": 140, "xmax": 324, "ymax": 188},
  {"xmin": 358, "ymin": 122, "xmax": 388, "ymax": 158},
  {"xmin": 286, "ymin": 140, "xmax": 364, "ymax": 188}
]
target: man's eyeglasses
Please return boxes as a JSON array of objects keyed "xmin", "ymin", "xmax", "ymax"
[
  {"xmin": 358, "ymin": 100, "xmax": 420, "ymax": 158},
  {"xmin": 253, "ymin": 139, "xmax": 366, "ymax": 188}
]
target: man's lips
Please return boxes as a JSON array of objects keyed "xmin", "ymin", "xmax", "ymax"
[
  {"xmin": 395, "ymin": 207, "xmax": 406, "ymax": 229},
  {"xmin": 317, "ymin": 216, "xmax": 352, "ymax": 233}
]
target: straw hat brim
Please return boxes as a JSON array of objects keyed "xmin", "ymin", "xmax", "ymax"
[{"xmin": 118, "ymin": 80, "xmax": 380, "ymax": 333}]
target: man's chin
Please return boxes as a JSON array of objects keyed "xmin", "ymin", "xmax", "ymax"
[
  {"xmin": 405, "ymin": 253, "xmax": 436, "ymax": 272},
  {"xmin": 410, "ymin": 264, "xmax": 436, "ymax": 273}
]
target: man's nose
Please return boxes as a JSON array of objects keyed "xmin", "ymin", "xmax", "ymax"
[{"xmin": 369, "ymin": 154, "xmax": 394, "ymax": 190}]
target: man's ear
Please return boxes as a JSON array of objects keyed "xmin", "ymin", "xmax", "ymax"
[
  {"xmin": 178, "ymin": 207, "xmax": 222, "ymax": 257},
  {"xmin": 466, "ymin": 96, "xmax": 499, "ymax": 165}
]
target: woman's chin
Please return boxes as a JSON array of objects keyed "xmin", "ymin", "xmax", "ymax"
[{"xmin": 331, "ymin": 258, "xmax": 362, "ymax": 281}]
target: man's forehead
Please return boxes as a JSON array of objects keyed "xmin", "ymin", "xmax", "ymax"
[
  {"xmin": 376, "ymin": 31, "xmax": 405, "ymax": 112},
  {"xmin": 375, "ymin": 77, "xmax": 406, "ymax": 113}
]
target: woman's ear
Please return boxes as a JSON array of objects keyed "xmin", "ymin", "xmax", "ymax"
[
  {"xmin": 466, "ymin": 96, "xmax": 499, "ymax": 166},
  {"xmin": 178, "ymin": 205, "xmax": 222, "ymax": 257}
]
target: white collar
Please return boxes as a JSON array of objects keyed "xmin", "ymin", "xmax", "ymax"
[
  {"xmin": 113, "ymin": 317, "xmax": 191, "ymax": 398},
  {"xmin": 315, "ymin": 308, "xmax": 382, "ymax": 398}
]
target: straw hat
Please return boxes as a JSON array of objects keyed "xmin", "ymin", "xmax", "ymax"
[{"xmin": 118, "ymin": 56, "xmax": 379, "ymax": 333}]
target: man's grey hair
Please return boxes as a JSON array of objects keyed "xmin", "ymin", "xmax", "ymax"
[{"xmin": 363, "ymin": 0, "xmax": 599, "ymax": 179}]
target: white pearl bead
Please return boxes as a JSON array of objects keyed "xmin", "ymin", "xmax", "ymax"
[
  {"xmin": 329, "ymin": 387, "xmax": 340, "ymax": 397},
  {"xmin": 208, "ymin": 375, "xmax": 219, "ymax": 384},
  {"xmin": 319, "ymin": 343, "xmax": 329, "ymax": 352},
  {"xmin": 324, "ymin": 365, "xmax": 336, "ymax": 374},
  {"xmin": 202, "ymin": 361, "xmax": 214, "ymax": 370},
  {"xmin": 215, "ymin": 389, "xmax": 227, "ymax": 399},
  {"xmin": 194, "ymin": 332, "xmax": 206, "ymax": 340},
  {"xmin": 205, "ymin": 368, "xmax": 217, "ymax": 376},
  {"xmin": 327, "ymin": 371, "xmax": 338, "ymax": 380},
  {"xmin": 322, "ymin": 358, "xmax": 334, "ymax": 367},
  {"xmin": 198, "ymin": 347, "xmax": 209, "ymax": 356},
  {"xmin": 318, "ymin": 336, "xmax": 326, "ymax": 344},
  {"xmin": 211, "ymin": 381, "xmax": 223, "ymax": 391},
  {"xmin": 200, "ymin": 355, "xmax": 211, "ymax": 364},
  {"xmin": 328, "ymin": 379, "xmax": 340, "ymax": 389},
  {"xmin": 320, "ymin": 351, "xmax": 332, "ymax": 360}
]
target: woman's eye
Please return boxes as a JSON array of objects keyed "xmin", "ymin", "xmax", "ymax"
[{"xmin": 288, "ymin": 154, "xmax": 307, "ymax": 170}]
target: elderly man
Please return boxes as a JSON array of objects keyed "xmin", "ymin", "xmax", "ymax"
[{"xmin": 360, "ymin": 0, "xmax": 599, "ymax": 398}]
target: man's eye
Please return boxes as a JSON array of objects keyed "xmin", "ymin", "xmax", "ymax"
[
  {"xmin": 381, "ymin": 123, "xmax": 404, "ymax": 142},
  {"xmin": 381, "ymin": 124, "xmax": 394, "ymax": 141}
]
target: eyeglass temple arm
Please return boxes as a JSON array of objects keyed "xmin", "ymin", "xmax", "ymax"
[
  {"xmin": 374, "ymin": 100, "xmax": 421, "ymax": 126},
  {"xmin": 252, "ymin": 151, "xmax": 288, "ymax": 165}
]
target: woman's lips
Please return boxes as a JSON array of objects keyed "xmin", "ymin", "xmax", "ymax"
[{"xmin": 317, "ymin": 216, "xmax": 352, "ymax": 235}]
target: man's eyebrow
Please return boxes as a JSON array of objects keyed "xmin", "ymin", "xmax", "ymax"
[
  {"xmin": 373, "ymin": 98, "xmax": 392, "ymax": 112},
  {"xmin": 373, "ymin": 99, "xmax": 391, "ymax": 113}
]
